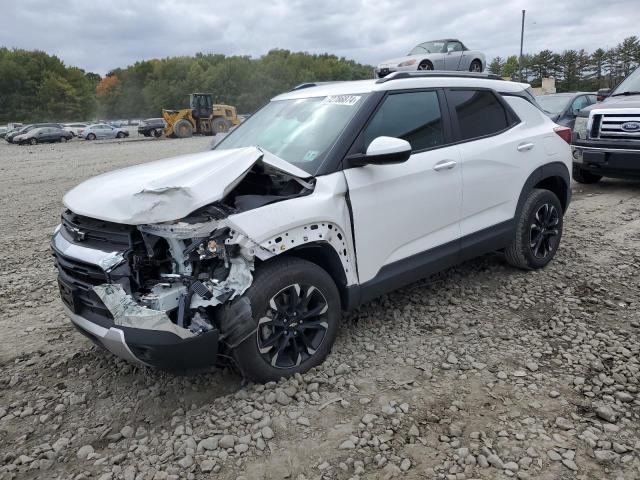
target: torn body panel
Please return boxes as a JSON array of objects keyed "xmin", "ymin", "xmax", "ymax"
[{"xmin": 54, "ymin": 152, "xmax": 356, "ymax": 369}]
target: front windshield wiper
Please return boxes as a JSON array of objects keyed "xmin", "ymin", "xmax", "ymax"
[{"xmin": 611, "ymin": 91, "xmax": 640, "ymax": 97}]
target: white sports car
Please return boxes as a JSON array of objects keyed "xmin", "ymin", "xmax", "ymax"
[{"xmin": 375, "ymin": 39, "xmax": 486, "ymax": 78}]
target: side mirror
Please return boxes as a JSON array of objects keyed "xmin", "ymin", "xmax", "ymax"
[
  {"xmin": 349, "ymin": 136, "xmax": 412, "ymax": 166},
  {"xmin": 596, "ymin": 88, "xmax": 610, "ymax": 101},
  {"xmin": 571, "ymin": 107, "xmax": 580, "ymax": 116}
]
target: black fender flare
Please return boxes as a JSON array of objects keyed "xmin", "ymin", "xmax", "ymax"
[{"xmin": 514, "ymin": 162, "xmax": 571, "ymax": 221}]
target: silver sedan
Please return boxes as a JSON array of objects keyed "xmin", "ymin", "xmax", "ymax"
[{"xmin": 79, "ymin": 124, "xmax": 130, "ymax": 140}]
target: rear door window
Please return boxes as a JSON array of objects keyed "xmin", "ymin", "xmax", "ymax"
[{"xmin": 446, "ymin": 89, "xmax": 516, "ymax": 141}]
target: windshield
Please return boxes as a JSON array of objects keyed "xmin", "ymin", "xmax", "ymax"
[
  {"xmin": 535, "ymin": 95, "xmax": 571, "ymax": 114},
  {"xmin": 612, "ymin": 67, "xmax": 640, "ymax": 96},
  {"xmin": 215, "ymin": 94, "xmax": 367, "ymax": 174},
  {"xmin": 409, "ymin": 41, "xmax": 445, "ymax": 55}
]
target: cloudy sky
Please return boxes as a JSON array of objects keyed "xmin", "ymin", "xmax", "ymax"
[{"xmin": 1, "ymin": 0, "xmax": 637, "ymax": 74}]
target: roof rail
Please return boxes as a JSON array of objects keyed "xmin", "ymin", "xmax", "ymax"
[
  {"xmin": 376, "ymin": 71, "xmax": 504, "ymax": 84},
  {"xmin": 290, "ymin": 81, "xmax": 343, "ymax": 91}
]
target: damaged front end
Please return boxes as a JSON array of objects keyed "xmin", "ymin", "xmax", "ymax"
[{"xmin": 52, "ymin": 151, "xmax": 315, "ymax": 369}]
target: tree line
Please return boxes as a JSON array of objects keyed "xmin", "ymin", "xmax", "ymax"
[
  {"xmin": 1, "ymin": 36, "xmax": 639, "ymax": 123},
  {"xmin": 488, "ymin": 36, "xmax": 640, "ymax": 91},
  {"xmin": 0, "ymin": 48, "xmax": 98, "ymax": 123}
]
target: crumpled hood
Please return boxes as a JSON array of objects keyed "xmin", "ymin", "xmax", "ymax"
[
  {"xmin": 377, "ymin": 55, "xmax": 423, "ymax": 68},
  {"xmin": 64, "ymin": 147, "xmax": 311, "ymax": 225}
]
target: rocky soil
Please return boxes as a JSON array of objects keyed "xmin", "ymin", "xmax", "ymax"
[{"xmin": 1, "ymin": 137, "xmax": 640, "ymax": 480}]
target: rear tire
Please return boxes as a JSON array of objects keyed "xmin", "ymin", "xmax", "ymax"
[
  {"xmin": 60, "ymin": 136, "xmax": 67, "ymax": 143},
  {"xmin": 116, "ymin": 131, "xmax": 125, "ymax": 139},
  {"xmin": 173, "ymin": 119, "xmax": 193, "ymax": 138},
  {"xmin": 504, "ymin": 189, "xmax": 563, "ymax": 270},
  {"xmin": 232, "ymin": 257, "xmax": 341, "ymax": 382},
  {"xmin": 573, "ymin": 168, "xmax": 602, "ymax": 184}
]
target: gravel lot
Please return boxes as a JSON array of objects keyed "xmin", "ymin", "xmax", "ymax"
[{"xmin": 1, "ymin": 136, "xmax": 639, "ymax": 480}]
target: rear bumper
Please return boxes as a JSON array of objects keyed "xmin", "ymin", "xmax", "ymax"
[
  {"xmin": 64, "ymin": 304, "xmax": 220, "ymax": 370},
  {"xmin": 573, "ymin": 145, "xmax": 640, "ymax": 178}
]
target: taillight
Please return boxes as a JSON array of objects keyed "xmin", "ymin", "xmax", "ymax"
[{"xmin": 554, "ymin": 126, "xmax": 572, "ymax": 144}]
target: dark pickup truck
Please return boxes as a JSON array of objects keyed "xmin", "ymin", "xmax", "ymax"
[{"xmin": 572, "ymin": 67, "xmax": 640, "ymax": 183}]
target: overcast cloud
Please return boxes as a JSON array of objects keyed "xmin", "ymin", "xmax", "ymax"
[{"xmin": 1, "ymin": 0, "xmax": 638, "ymax": 75}]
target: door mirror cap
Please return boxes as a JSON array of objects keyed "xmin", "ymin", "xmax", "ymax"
[{"xmin": 349, "ymin": 136, "xmax": 411, "ymax": 166}]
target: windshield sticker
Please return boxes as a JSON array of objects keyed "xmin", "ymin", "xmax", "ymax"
[
  {"xmin": 321, "ymin": 95, "xmax": 361, "ymax": 106},
  {"xmin": 303, "ymin": 150, "xmax": 319, "ymax": 161}
]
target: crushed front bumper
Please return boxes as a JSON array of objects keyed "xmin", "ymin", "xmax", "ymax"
[
  {"xmin": 65, "ymin": 304, "xmax": 220, "ymax": 369},
  {"xmin": 52, "ymin": 227, "xmax": 220, "ymax": 370}
]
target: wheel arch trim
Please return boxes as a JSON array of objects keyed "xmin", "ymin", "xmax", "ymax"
[{"xmin": 515, "ymin": 162, "xmax": 571, "ymax": 218}]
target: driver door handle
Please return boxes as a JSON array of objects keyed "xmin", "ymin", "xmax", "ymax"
[
  {"xmin": 517, "ymin": 142, "xmax": 534, "ymax": 152},
  {"xmin": 433, "ymin": 159, "xmax": 457, "ymax": 171}
]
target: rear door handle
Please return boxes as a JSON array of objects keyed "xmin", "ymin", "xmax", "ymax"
[
  {"xmin": 433, "ymin": 159, "xmax": 457, "ymax": 171},
  {"xmin": 517, "ymin": 142, "xmax": 534, "ymax": 152}
]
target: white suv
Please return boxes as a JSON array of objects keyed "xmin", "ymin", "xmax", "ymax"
[{"xmin": 53, "ymin": 72, "xmax": 572, "ymax": 382}]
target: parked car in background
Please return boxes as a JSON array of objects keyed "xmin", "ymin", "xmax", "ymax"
[
  {"xmin": 138, "ymin": 118, "xmax": 166, "ymax": 137},
  {"xmin": 14, "ymin": 127, "xmax": 72, "ymax": 145},
  {"xmin": 5, "ymin": 123, "xmax": 64, "ymax": 143},
  {"xmin": 536, "ymin": 92, "xmax": 597, "ymax": 129},
  {"xmin": 375, "ymin": 39, "xmax": 485, "ymax": 78},
  {"xmin": 572, "ymin": 66, "xmax": 640, "ymax": 183},
  {"xmin": 63, "ymin": 123, "xmax": 88, "ymax": 137},
  {"xmin": 54, "ymin": 72, "xmax": 571, "ymax": 380},
  {"xmin": 79, "ymin": 123, "xmax": 130, "ymax": 140},
  {"xmin": 0, "ymin": 127, "xmax": 7, "ymax": 139}
]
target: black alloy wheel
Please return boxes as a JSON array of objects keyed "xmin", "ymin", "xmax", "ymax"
[
  {"xmin": 257, "ymin": 283, "xmax": 330, "ymax": 369},
  {"xmin": 417, "ymin": 61, "xmax": 433, "ymax": 71},
  {"xmin": 529, "ymin": 203, "xmax": 560, "ymax": 259}
]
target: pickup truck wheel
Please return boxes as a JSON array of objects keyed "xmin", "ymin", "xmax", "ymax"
[
  {"xmin": 573, "ymin": 168, "xmax": 602, "ymax": 184},
  {"xmin": 504, "ymin": 188, "xmax": 563, "ymax": 270},
  {"xmin": 232, "ymin": 257, "xmax": 341, "ymax": 382}
]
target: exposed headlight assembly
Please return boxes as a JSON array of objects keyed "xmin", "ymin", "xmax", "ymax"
[
  {"xmin": 398, "ymin": 59, "xmax": 417, "ymax": 67},
  {"xmin": 573, "ymin": 116, "xmax": 589, "ymax": 140}
]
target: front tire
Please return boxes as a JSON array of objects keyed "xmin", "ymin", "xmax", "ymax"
[
  {"xmin": 29, "ymin": 138, "xmax": 37, "ymax": 145},
  {"xmin": 573, "ymin": 168, "xmax": 602, "ymax": 184},
  {"xmin": 86, "ymin": 133, "xmax": 96, "ymax": 140},
  {"xmin": 504, "ymin": 189, "xmax": 563, "ymax": 270},
  {"xmin": 232, "ymin": 257, "xmax": 341, "ymax": 382},
  {"xmin": 469, "ymin": 60, "xmax": 483, "ymax": 72},
  {"xmin": 417, "ymin": 60, "xmax": 434, "ymax": 71}
]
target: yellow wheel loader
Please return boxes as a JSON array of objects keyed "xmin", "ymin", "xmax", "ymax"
[{"xmin": 162, "ymin": 93, "xmax": 241, "ymax": 138}]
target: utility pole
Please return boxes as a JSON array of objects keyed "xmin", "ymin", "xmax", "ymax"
[{"xmin": 519, "ymin": 9, "xmax": 525, "ymax": 82}]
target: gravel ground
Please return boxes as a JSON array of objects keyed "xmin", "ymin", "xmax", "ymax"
[{"xmin": 1, "ymin": 136, "xmax": 639, "ymax": 480}]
